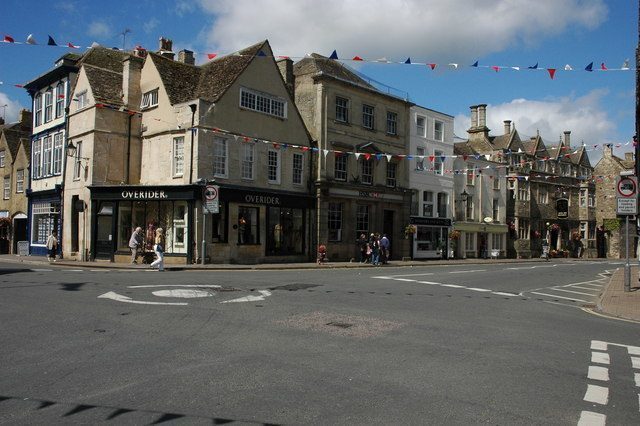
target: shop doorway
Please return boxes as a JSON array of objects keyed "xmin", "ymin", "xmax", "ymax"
[
  {"xmin": 383, "ymin": 210, "xmax": 394, "ymax": 259},
  {"xmin": 478, "ymin": 233, "xmax": 488, "ymax": 258},
  {"xmin": 95, "ymin": 202, "xmax": 114, "ymax": 260},
  {"xmin": 12, "ymin": 217, "xmax": 27, "ymax": 254}
]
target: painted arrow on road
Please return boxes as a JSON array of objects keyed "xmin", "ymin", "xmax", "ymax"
[
  {"xmin": 220, "ymin": 290, "xmax": 272, "ymax": 303},
  {"xmin": 98, "ymin": 291, "xmax": 189, "ymax": 306}
]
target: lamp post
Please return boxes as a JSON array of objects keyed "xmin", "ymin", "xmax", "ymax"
[{"xmin": 460, "ymin": 189, "xmax": 469, "ymax": 221}]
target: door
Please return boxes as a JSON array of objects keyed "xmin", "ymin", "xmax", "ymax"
[
  {"xmin": 12, "ymin": 218, "xmax": 27, "ymax": 254},
  {"xmin": 383, "ymin": 210, "xmax": 394, "ymax": 259},
  {"xmin": 94, "ymin": 202, "xmax": 114, "ymax": 260}
]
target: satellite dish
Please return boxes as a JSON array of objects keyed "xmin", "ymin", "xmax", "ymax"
[{"xmin": 483, "ymin": 217, "xmax": 493, "ymax": 223}]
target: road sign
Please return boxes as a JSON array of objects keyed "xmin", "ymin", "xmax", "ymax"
[
  {"xmin": 203, "ymin": 185, "xmax": 219, "ymax": 214},
  {"xmin": 617, "ymin": 197, "xmax": 637, "ymax": 215},
  {"xmin": 204, "ymin": 185, "xmax": 219, "ymax": 201},
  {"xmin": 616, "ymin": 176, "xmax": 637, "ymax": 198}
]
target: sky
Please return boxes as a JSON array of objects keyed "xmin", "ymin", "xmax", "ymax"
[{"xmin": 0, "ymin": 0, "xmax": 636, "ymax": 165}]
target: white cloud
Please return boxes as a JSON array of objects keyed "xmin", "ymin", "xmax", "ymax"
[
  {"xmin": 144, "ymin": 18, "xmax": 160, "ymax": 34},
  {"xmin": 176, "ymin": 1, "xmax": 196, "ymax": 16},
  {"xmin": 88, "ymin": 20, "xmax": 112, "ymax": 39},
  {"xmin": 0, "ymin": 92, "xmax": 26, "ymax": 124},
  {"xmin": 196, "ymin": 0, "xmax": 607, "ymax": 59}
]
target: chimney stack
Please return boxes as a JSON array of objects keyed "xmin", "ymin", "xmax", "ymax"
[
  {"xmin": 625, "ymin": 152, "xmax": 634, "ymax": 162},
  {"xmin": 19, "ymin": 109, "xmax": 32, "ymax": 130},
  {"xmin": 123, "ymin": 55, "xmax": 143, "ymax": 109},
  {"xmin": 470, "ymin": 105, "xmax": 478, "ymax": 128},
  {"xmin": 277, "ymin": 58, "xmax": 294, "ymax": 97},
  {"xmin": 158, "ymin": 37, "xmax": 174, "ymax": 60},
  {"xmin": 133, "ymin": 45, "xmax": 147, "ymax": 58},
  {"xmin": 178, "ymin": 49, "xmax": 195, "ymax": 65},
  {"xmin": 563, "ymin": 130, "xmax": 571, "ymax": 148},
  {"xmin": 503, "ymin": 120, "xmax": 511, "ymax": 135},
  {"xmin": 477, "ymin": 104, "xmax": 487, "ymax": 127},
  {"xmin": 603, "ymin": 144, "xmax": 613, "ymax": 157}
]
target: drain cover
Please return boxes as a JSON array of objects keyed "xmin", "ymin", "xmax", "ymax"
[{"xmin": 326, "ymin": 321, "xmax": 353, "ymax": 329}]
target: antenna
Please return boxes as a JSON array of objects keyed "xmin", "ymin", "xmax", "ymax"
[{"xmin": 121, "ymin": 28, "xmax": 131, "ymax": 50}]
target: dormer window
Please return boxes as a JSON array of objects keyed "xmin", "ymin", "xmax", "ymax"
[
  {"xmin": 76, "ymin": 91, "xmax": 88, "ymax": 110},
  {"xmin": 141, "ymin": 89, "xmax": 159, "ymax": 109}
]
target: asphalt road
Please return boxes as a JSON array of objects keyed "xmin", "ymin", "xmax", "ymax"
[{"xmin": 0, "ymin": 260, "xmax": 638, "ymax": 425}]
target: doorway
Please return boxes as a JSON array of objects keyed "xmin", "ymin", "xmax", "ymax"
[
  {"xmin": 94, "ymin": 202, "xmax": 114, "ymax": 260},
  {"xmin": 12, "ymin": 217, "xmax": 27, "ymax": 254}
]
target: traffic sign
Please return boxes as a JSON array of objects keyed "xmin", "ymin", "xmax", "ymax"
[
  {"xmin": 616, "ymin": 176, "xmax": 637, "ymax": 198},
  {"xmin": 617, "ymin": 197, "xmax": 637, "ymax": 215},
  {"xmin": 203, "ymin": 185, "xmax": 219, "ymax": 214},
  {"xmin": 204, "ymin": 185, "xmax": 219, "ymax": 201}
]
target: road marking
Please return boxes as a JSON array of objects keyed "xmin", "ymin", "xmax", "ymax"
[
  {"xmin": 529, "ymin": 292, "xmax": 588, "ymax": 303},
  {"xmin": 448, "ymin": 269, "xmax": 486, "ymax": 274},
  {"xmin": 583, "ymin": 384, "xmax": 609, "ymax": 405},
  {"xmin": 152, "ymin": 289, "xmax": 212, "ymax": 298},
  {"xmin": 551, "ymin": 288, "xmax": 598, "ymax": 297},
  {"xmin": 98, "ymin": 291, "xmax": 188, "ymax": 306},
  {"xmin": 587, "ymin": 366, "xmax": 609, "ymax": 381},
  {"xmin": 493, "ymin": 292, "xmax": 519, "ymax": 297},
  {"xmin": 31, "ymin": 269, "xmax": 53, "ymax": 272},
  {"xmin": 632, "ymin": 357, "xmax": 640, "ymax": 369},
  {"xmin": 570, "ymin": 285, "xmax": 602, "ymax": 291},
  {"xmin": 577, "ymin": 411, "xmax": 606, "ymax": 426},
  {"xmin": 467, "ymin": 287, "xmax": 492, "ymax": 292},
  {"xmin": 221, "ymin": 290, "xmax": 271, "ymax": 304},
  {"xmin": 394, "ymin": 278, "xmax": 417, "ymax": 282},
  {"xmin": 635, "ymin": 372, "xmax": 640, "ymax": 387},
  {"xmin": 591, "ymin": 341, "xmax": 608, "ymax": 351},
  {"xmin": 441, "ymin": 284, "xmax": 465, "ymax": 288},
  {"xmin": 129, "ymin": 284, "xmax": 222, "ymax": 289},
  {"xmin": 380, "ymin": 273, "xmax": 434, "ymax": 277},
  {"xmin": 591, "ymin": 352, "xmax": 610, "ymax": 365},
  {"xmin": 417, "ymin": 281, "xmax": 443, "ymax": 285},
  {"xmin": 630, "ymin": 346, "xmax": 640, "ymax": 356}
]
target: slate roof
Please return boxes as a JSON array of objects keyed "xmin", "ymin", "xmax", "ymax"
[
  {"xmin": 1, "ymin": 125, "xmax": 30, "ymax": 162},
  {"xmin": 453, "ymin": 142, "xmax": 478, "ymax": 156},
  {"xmin": 84, "ymin": 65, "xmax": 125, "ymax": 106},
  {"xmin": 149, "ymin": 41, "xmax": 265, "ymax": 105},
  {"xmin": 294, "ymin": 53, "xmax": 377, "ymax": 90}
]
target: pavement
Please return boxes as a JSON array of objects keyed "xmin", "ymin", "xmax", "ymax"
[{"xmin": 1, "ymin": 254, "xmax": 638, "ymax": 323}]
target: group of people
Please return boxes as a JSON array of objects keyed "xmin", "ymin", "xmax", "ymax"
[
  {"xmin": 357, "ymin": 233, "xmax": 390, "ymax": 266},
  {"xmin": 129, "ymin": 226, "xmax": 165, "ymax": 271}
]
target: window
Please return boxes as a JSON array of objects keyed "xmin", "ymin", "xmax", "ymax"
[
  {"xmin": 386, "ymin": 162, "xmax": 397, "ymax": 187},
  {"xmin": 433, "ymin": 150, "xmax": 444, "ymax": 175},
  {"xmin": 238, "ymin": 206, "xmax": 259, "ymax": 244},
  {"xmin": 292, "ymin": 153, "xmax": 303, "ymax": 185},
  {"xmin": 362, "ymin": 104, "xmax": 374, "ymax": 129},
  {"xmin": 492, "ymin": 199, "xmax": 499, "ymax": 222},
  {"xmin": 356, "ymin": 205, "xmax": 369, "ymax": 239},
  {"xmin": 73, "ymin": 141, "xmax": 82, "ymax": 180},
  {"xmin": 0, "ymin": 150, "xmax": 4, "ymax": 167},
  {"xmin": 538, "ymin": 187, "xmax": 548, "ymax": 204},
  {"xmin": 336, "ymin": 97, "xmax": 349, "ymax": 123},
  {"xmin": 33, "ymin": 138, "xmax": 42, "ymax": 178},
  {"xmin": 76, "ymin": 91, "xmax": 88, "ymax": 110},
  {"xmin": 328, "ymin": 203, "xmax": 343, "ymax": 241},
  {"xmin": 16, "ymin": 169, "xmax": 24, "ymax": 193},
  {"xmin": 268, "ymin": 149, "xmax": 280, "ymax": 184},
  {"xmin": 3, "ymin": 176, "xmax": 9, "ymax": 200},
  {"xmin": 518, "ymin": 219, "xmax": 530, "ymax": 239},
  {"xmin": 579, "ymin": 188, "xmax": 587, "ymax": 207},
  {"xmin": 31, "ymin": 202, "xmax": 59, "ymax": 245},
  {"xmin": 561, "ymin": 163, "xmax": 570, "ymax": 177},
  {"xmin": 493, "ymin": 175, "xmax": 500, "ymax": 190},
  {"xmin": 588, "ymin": 193, "xmax": 595, "ymax": 207},
  {"xmin": 434, "ymin": 120, "xmax": 443, "ymax": 141},
  {"xmin": 211, "ymin": 202, "xmax": 227, "ymax": 243},
  {"xmin": 44, "ymin": 89, "xmax": 53, "ymax": 123},
  {"xmin": 416, "ymin": 147, "xmax": 425, "ymax": 171},
  {"xmin": 361, "ymin": 159, "xmax": 373, "ymax": 185},
  {"xmin": 267, "ymin": 207, "xmax": 304, "ymax": 255},
  {"xmin": 465, "ymin": 232, "xmax": 476, "ymax": 251},
  {"xmin": 52, "ymin": 133, "xmax": 63, "ymax": 175},
  {"xmin": 466, "ymin": 196, "xmax": 474, "ymax": 220},
  {"xmin": 423, "ymin": 191, "xmax": 433, "ymax": 217},
  {"xmin": 416, "ymin": 116, "xmax": 426, "ymax": 137},
  {"xmin": 34, "ymin": 94, "xmax": 42, "ymax": 126},
  {"xmin": 141, "ymin": 89, "xmax": 158, "ymax": 109},
  {"xmin": 466, "ymin": 164, "xmax": 475, "ymax": 185},
  {"xmin": 241, "ymin": 143, "xmax": 254, "ymax": 180},
  {"xmin": 334, "ymin": 154, "xmax": 347, "ymax": 181},
  {"xmin": 239, "ymin": 87, "xmax": 287, "ymax": 119},
  {"xmin": 172, "ymin": 137, "xmax": 184, "ymax": 177},
  {"xmin": 42, "ymin": 136, "xmax": 52, "ymax": 176},
  {"xmin": 55, "ymin": 83, "xmax": 64, "ymax": 118},
  {"xmin": 492, "ymin": 234, "xmax": 503, "ymax": 250},
  {"xmin": 580, "ymin": 222, "xmax": 587, "ymax": 240},
  {"xmin": 437, "ymin": 193, "xmax": 447, "ymax": 218},
  {"xmin": 518, "ymin": 181, "xmax": 529, "ymax": 201},
  {"xmin": 386, "ymin": 111, "xmax": 397, "ymax": 135},
  {"xmin": 213, "ymin": 137, "xmax": 227, "ymax": 177}
]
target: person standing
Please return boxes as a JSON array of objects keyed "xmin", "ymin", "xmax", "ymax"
[
  {"xmin": 128, "ymin": 226, "xmax": 143, "ymax": 264},
  {"xmin": 150, "ymin": 228, "xmax": 165, "ymax": 271},
  {"xmin": 46, "ymin": 230, "xmax": 58, "ymax": 263},
  {"xmin": 380, "ymin": 234, "xmax": 390, "ymax": 264},
  {"xmin": 356, "ymin": 233, "xmax": 367, "ymax": 263}
]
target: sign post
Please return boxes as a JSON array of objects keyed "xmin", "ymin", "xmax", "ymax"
[
  {"xmin": 616, "ymin": 175, "xmax": 638, "ymax": 292},
  {"xmin": 201, "ymin": 184, "xmax": 220, "ymax": 265}
]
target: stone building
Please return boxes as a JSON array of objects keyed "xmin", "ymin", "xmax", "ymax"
[
  {"xmin": 293, "ymin": 54, "xmax": 412, "ymax": 261},
  {"xmin": 0, "ymin": 110, "xmax": 31, "ymax": 254},
  {"xmin": 593, "ymin": 145, "xmax": 635, "ymax": 258}
]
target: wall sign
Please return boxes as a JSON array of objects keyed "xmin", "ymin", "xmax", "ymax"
[{"xmin": 556, "ymin": 198, "xmax": 568, "ymax": 218}]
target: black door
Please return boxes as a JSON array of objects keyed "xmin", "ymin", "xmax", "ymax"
[
  {"xmin": 12, "ymin": 218, "xmax": 27, "ymax": 254},
  {"xmin": 95, "ymin": 202, "xmax": 114, "ymax": 260}
]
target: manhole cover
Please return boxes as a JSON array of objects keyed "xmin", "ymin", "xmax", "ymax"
[{"xmin": 326, "ymin": 321, "xmax": 353, "ymax": 329}]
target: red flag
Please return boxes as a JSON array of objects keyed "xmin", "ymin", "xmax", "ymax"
[
  {"xmin": 277, "ymin": 55, "xmax": 290, "ymax": 59},
  {"xmin": 67, "ymin": 42, "xmax": 79, "ymax": 49},
  {"xmin": 301, "ymin": 146, "xmax": 310, "ymax": 152},
  {"xmin": 428, "ymin": 155, "xmax": 435, "ymax": 162},
  {"xmin": 57, "ymin": 94, "xmax": 65, "ymax": 99},
  {"xmin": 243, "ymin": 136, "xmax": 251, "ymax": 142},
  {"xmin": 207, "ymin": 53, "xmax": 217, "ymax": 60},
  {"xmin": 14, "ymin": 84, "xmax": 23, "ymax": 88},
  {"xmin": 364, "ymin": 153, "xmax": 371, "ymax": 160},
  {"xmin": 428, "ymin": 63, "xmax": 436, "ymax": 70},
  {"xmin": 352, "ymin": 56, "xmax": 363, "ymax": 61},
  {"xmin": 547, "ymin": 68, "xmax": 556, "ymax": 79},
  {"xmin": 600, "ymin": 62, "xmax": 607, "ymax": 70},
  {"xmin": 3, "ymin": 35, "xmax": 15, "ymax": 43},
  {"xmin": 462, "ymin": 155, "xmax": 468, "ymax": 161},
  {"xmin": 491, "ymin": 66, "xmax": 500, "ymax": 72}
]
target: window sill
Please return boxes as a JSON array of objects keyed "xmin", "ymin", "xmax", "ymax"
[{"xmin": 334, "ymin": 120, "xmax": 350, "ymax": 126}]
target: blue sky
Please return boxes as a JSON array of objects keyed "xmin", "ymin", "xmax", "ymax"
[{"xmin": 0, "ymin": 0, "xmax": 636, "ymax": 163}]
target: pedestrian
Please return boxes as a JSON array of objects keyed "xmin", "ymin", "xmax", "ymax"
[
  {"xmin": 150, "ymin": 228, "xmax": 165, "ymax": 271},
  {"xmin": 46, "ymin": 230, "xmax": 58, "ymax": 263},
  {"xmin": 128, "ymin": 226, "xmax": 143, "ymax": 264},
  {"xmin": 370, "ymin": 233, "xmax": 380, "ymax": 266},
  {"xmin": 380, "ymin": 234, "xmax": 390, "ymax": 264},
  {"xmin": 317, "ymin": 243, "xmax": 327, "ymax": 264},
  {"xmin": 357, "ymin": 233, "xmax": 367, "ymax": 263}
]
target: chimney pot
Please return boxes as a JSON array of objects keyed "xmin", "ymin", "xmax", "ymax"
[
  {"xmin": 470, "ymin": 105, "xmax": 478, "ymax": 128},
  {"xmin": 503, "ymin": 120, "xmax": 511, "ymax": 135},
  {"xmin": 158, "ymin": 37, "xmax": 174, "ymax": 60},
  {"xmin": 563, "ymin": 130, "xmax": 571, "ymax": 147},
  {"xmin": 178, "ymin": 49, "xmax": 195, "ymax": 65}
]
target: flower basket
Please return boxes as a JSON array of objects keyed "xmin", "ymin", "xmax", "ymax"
[
  {"xmin": 404, "ymin": 224, "xmax": 417, "ymax": 237},
  {"xmin": 449, "ymin": 230, "xmax": 461, "ymax": 241}
]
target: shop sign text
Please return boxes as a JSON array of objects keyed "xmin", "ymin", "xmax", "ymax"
[
  {"xmin": 359, "ymin": 191, "xmax": 382, "ymax": 199},
  {"xmin": 121, "ymin": 190, "xmax": 169, "ymax": 200},
  {"xmin": 244, "ymin": 194, "xmax": 281, "ymax": 205}
]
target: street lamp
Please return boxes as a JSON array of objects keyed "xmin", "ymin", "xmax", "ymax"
[
  {"xmin": 66, "ymin": 140, "xmax": 78, "ymax": 158},
  {"xmin": 460, "ymin": 189, "xmax": 469, "ymax": 221}
]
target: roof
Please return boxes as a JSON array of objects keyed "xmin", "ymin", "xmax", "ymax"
[
  {"xmin": 294, "ymin": 54, "xmax": 377, "ymax": 90},
  {"xmin": 0, "ymin": 125, "xmax": 30, "ymax": 162},
  {"xmin": 84, "ymin": 65, "xmax": 125, "ymax": 106},
  {"xmin": 453, "ymin": 142, "xmax": 477, "ymax": 156}
]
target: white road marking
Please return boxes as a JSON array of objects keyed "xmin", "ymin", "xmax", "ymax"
[
  {"xmin": 591, "ymin": 352, "xmax": 610, "ymax": 365},
  {"xmin": 577, "ymin": 411, "xmax": 606, "ymax": 426},
  {"xmin": 371, "ymin": 276, "xmax": 394, "ymax": 279},
  {"xmin": 417, "ymin": 281, "xmax": 443, "ymax": 285},
  {"xmin": 128, "ymin": 284, "xmax": 222, "ymax": 289},
  {"xmin": 382, "ymin": 273, "xmax": 434, "ymax": 277},
  {"xmin": 629, "ymin": 346, "xmax": 640, "ymax": 356},
  {"xmin": 31, "ymin": 269, "xmax": 53, "ymax": 272},
  {"xmin": 440, "ymin": 284, "xmax": 465, "ymax": 288},
  {"xmin": 551, "ymin": 288, "xmax": 598, "ymax": 297},
  {"xmin": 587, "ymin": 366, "xmax": 609, "ymax": 381},
  {"xmin": 152, "ymin": 289, "xmax": 212, "ymax": 298},
  {"xmin": 395, "ymin": 278, "xmax": 417, "ymax": 282},
  {"xmin": 65, "ymin": 269, "xmax": 84, "ymax": 272},
  {"xmin": 635, "ymin": 373, "xmax": 640, "ymax": 387},
  {"xmin": 98, "ymin": 291, "xmax": 188, "ymax": 306},
  {"xmin": 583, "ymin": 384, "xmax": 609, "ymax": 405},
  {"xmin": 448, "ymin": 269, "xmax": 486, "ymax": 274},
  {"xmin": 632, "ymin": 357, "xmax": 640, "ymax": 369},
  {"xmin": 493, "ymin": 292, "xmax": 519, "ymax": 297},
  {"xmin": 467, "ymin": 287, "xmax": 492, "ymax": 292},
  {"xmin": 574, "ymin": 284, "xmax": 604, "ymax": 289},
  {"xmin": 591, "ymin": 341, "xmax": 608, "ymax": 351},
  {"xmin": 529, "ymin": 292, "xmax": 588, "ymax": 303},
  {"xmin": 220, "ymin": 290, "xmax": 271, "ymax": 304}
]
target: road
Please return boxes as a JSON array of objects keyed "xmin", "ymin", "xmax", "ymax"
[{"xmin": 0, "ymin": 260, "xmax": 638, "ymax": 425}]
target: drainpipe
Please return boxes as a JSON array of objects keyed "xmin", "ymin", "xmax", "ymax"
[
  {"xmin": 125, "ymin": 112, "xmax": 132, "ymax": 183},
  {"xmin": 188, "ymin": 103, "xmax": 197, "ymax": 184}
]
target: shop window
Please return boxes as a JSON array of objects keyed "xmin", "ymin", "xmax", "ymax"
[
  {"xmin": 267, "ymin": 207, "xmax": 304, "ymax": 255},
  {"xmin": 328, "ymin": 203, "xmax": 342, "ymax": 241},
  {"xmin": 580, "ymin": 222, "xmax": 587, "ymax": 239},
  {"xmin": 172, "ymin": 201, "xmax": 188, "ymax": 253},
  {"xmin": 212, "ymin": 202, "xmax": 227, "ymax": 243},
  {"xmin": 118, "ymin": 202, "xmax": 133, "ymax": 252},
  {"xmin": 31, "ymin": 201, "xmax": 59, "ymax": 245},
  {"xmin": 292, "ymin": 153, "xmax": 303, "ymax": 185},
  {"xmin": 465, "ymin": 233, "xmax": 476, "ymax": 252},
  {"xmin": 492, "ymin": 234, "xmax": 503, "ymax": 250},
  {"xmin": 355, "ymin": 205, "xmax": 369, "ymax": 240},
  {"xmin": 423, "ymin": 191, "xmax": 433, "ymax": 217},
  {"xmin": 238, "ymin": 206, "xmax": 259, "ymax": 244},
  {"xmin": 334, "ymin": 155, "xmax": 347, "ymax": 181}
]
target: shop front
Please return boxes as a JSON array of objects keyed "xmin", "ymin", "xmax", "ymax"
[
  {"xmin": 206, "ymin": 185, "xmax": 315, "ymax": 264},
  {"xmin": 27, "ymin": 187, "xmax": 62, "ymax": 257},
  {"xmin": 454, "ymin": 222, "xmax": 508, "ymax": 259},
  {"xmin": 90, "ymin": 185, "xmax": 199, "ymax": 263},
  {"xmin": 409, "ymin": 216, "xmax": 452, "ymax": 259}
]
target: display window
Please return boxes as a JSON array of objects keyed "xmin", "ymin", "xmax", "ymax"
[
  {"xmin": 266, "ymin": 207, "xmax": 304, "ymax": 255},
  {"xmin": 238, "ymin": 206, "xmax": 259, "ymax": 244},
  {"xmin": 31, "ymin": 201, "xmax": 59, "ymax": 245}
]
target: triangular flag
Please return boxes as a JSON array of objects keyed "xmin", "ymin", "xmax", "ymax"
[
  {"xmin": 354, "ymin": 153, "xmax": 361, "ymax": 160},
  {"xmin": 364, "ymin": 153, "xmax": 371, "ymax": 160},
  {"xmin": 386, "ymin": 154, "xmax": 392, "ymax": 162},
  {"xmin": 329, "ymin": 50, "xmax": 338, "ymax": 60},
  {"xmin": 26, "ymin": 34, "xmax": 37, "ymax": 44},
  {"xmin": 90, "ymin": 41, "xmax": 100, "ymax": 48},
  {"xmin": 428, "ymin": 155, "xmax": 435, "ymax": 162},
  {"xmin": 622, "ymin": 59, "xmax": 630, "ymax": 70},
  {"xmin": 207, "ymin": 53, "xmax": 217, "ymax": 60},
  {"xmin": 484, "ymin": 154, "xmax": 491, "ymax": 160},
  {"xmin": 528, "ymin": 62, "xmax": 538, "ymax": 69},
  {"xmin": 375, "ymin": 153, "xmax": 382, "ymax": 161},
  {"xmin": 448, "ymin": 63, "xmax": 459, "ymax": 69},
  {"xmin": 511, "ymin": 66, "xmax": 520, "ymax": 71},
  {"xmin": 301, "ymin": 146, "xmax": 310, "ymax": 152},
  {"xmin": 564, "ymin": 64, "xmax": 573, "ymax": 71},
  {"xmin": 547, "ymin": 68, "xmax": 556, "ymax": 79},
  {"xmin": 67, "ymin": 42, "xmax": 79, "ymax": 49},
  {"xmin": 584, "ymin": 62, "xmax": 593, "ymax": 72},
  {"xmin": 404, "ymin": 57, "xmax": 411, "ymax": 64},
  {"xmin": 47, "ymin": 35, "xmax": 57, "ymax": 46},
  {"xmin": 277, "ymin": 55, "xmax": 290, "ymax": 59},
  {"xmin": 440, "ymin": 155, "xmax": 446, "ymax": 163},
  {"xmin": 376, "ymin": 57, "xmax": 389, "ymax": 63},
  {"xmin": 471, "ymin": 61, "xmax": 478, "ymax": 67},
  {"xmin": 491, "ymin": 66, "xmax": 500, "ymax": 72},
  {"xmin": 462, "ymin": 155, "xmax": 468, "ymax": 161},
  {"xmin": 428, "ymin": 63, "xmax": 436, "ymax": 70},
  {"xmin": 256, "ymin": 50, "xmax": 267, "ymax": 57},
  {"xmin": 323, "ymin": 149, "xmax": 329, "ymax": 158},
  {"xmin": 3, "ymin": 35, "xmax": 15, "ymax": 43},
  {"xmin": 14, "ymin": 84, "xmax": 24, "ymax": 88},
  {"xmin": 600, "ymin": 62, "xmax": 607, "ymax": 70},
  {"xmin": 352, "ymin": 56, "xmax": 363, "ymax": 61}
]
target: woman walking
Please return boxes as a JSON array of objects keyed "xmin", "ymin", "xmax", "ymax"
[
  {"xmin": 150, "ymin": 228, "xmax": 165, "ymax": 271},
  {"xmin": 46, "ymin": 230, "xmax": 58, "ymax": 263}
]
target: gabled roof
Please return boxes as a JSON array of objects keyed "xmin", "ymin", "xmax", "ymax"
[
  {"xmin": 149, "ymin": 41, "xmax": 265, "ymax": 105},
  {"xmin": 453, "ymin": 141, "xmax": 477, "ymax": 156},
  {"xmin": 84, "ymin": 65, "xmax": 125, "ymax": 106},
  {"xmin": 294, "ymin": 53, "xmax": 377, "ymax": 90}
]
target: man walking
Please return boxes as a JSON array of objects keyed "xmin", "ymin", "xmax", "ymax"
[
  {"xmin": 380, "ymin": 234, "xmax": 390, "ymax": 264},
  {"xmin": 129, "ymin": 226, "xmax": 143, "ymax": 264}
]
